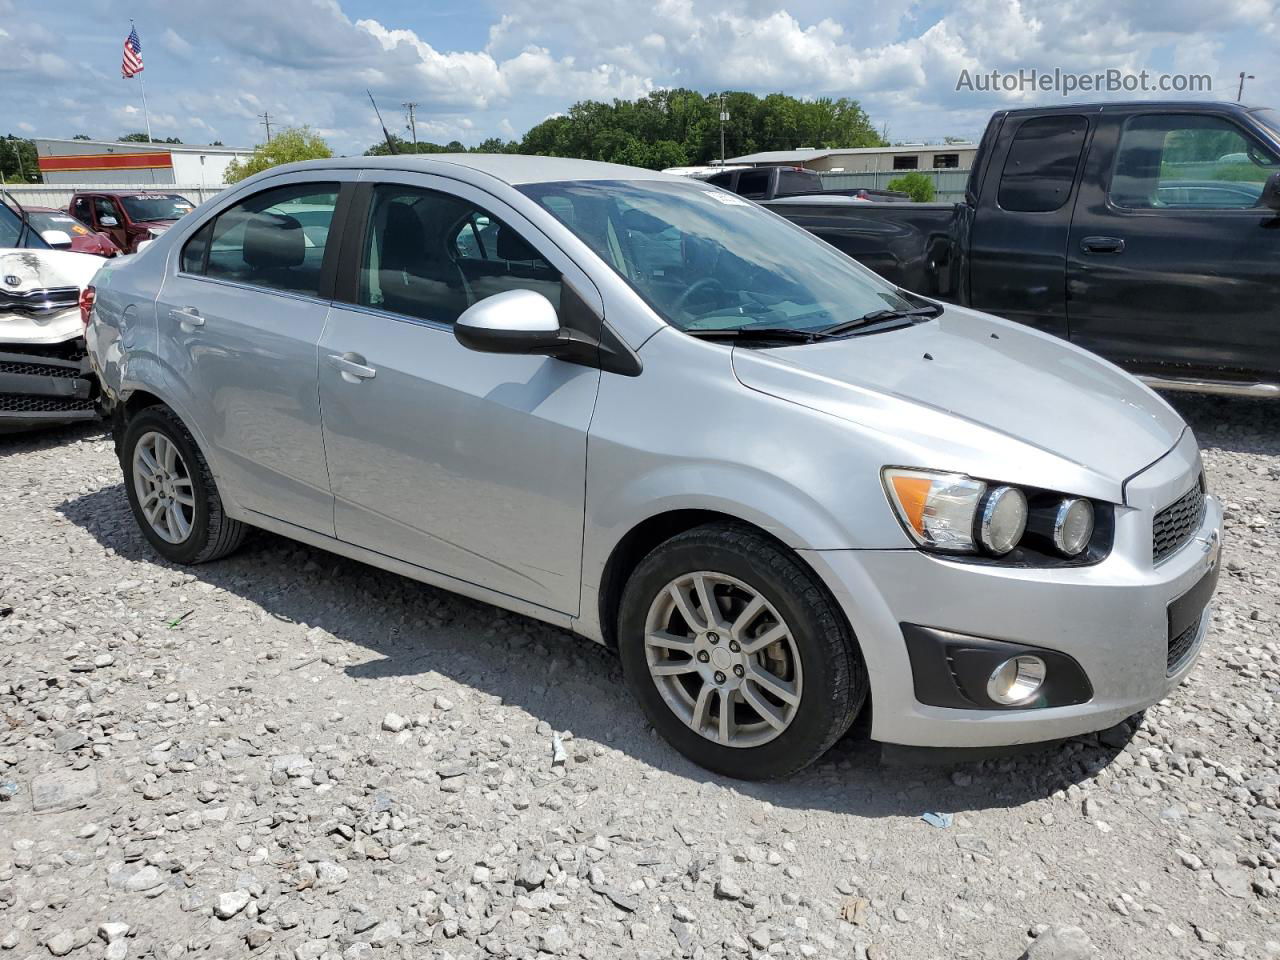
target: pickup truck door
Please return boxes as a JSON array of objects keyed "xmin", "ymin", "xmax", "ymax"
[
  {"xmin": 92, "ymin": 196, "xmax": 129, "ymax": 251},
  {"xmin": 1065, "ymin": 110, "xmax": 1280, "ymax": 381},
  {"xmin": 967, "ymin": 113, "xmax": 1091, "ymax": 337}
]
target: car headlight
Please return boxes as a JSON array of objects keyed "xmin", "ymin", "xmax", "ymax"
[{"xmin": 883, "ymin": 468, "xmax": 1101, "ymax": 561}]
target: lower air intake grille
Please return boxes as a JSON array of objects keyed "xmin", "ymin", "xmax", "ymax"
[{"xmin": 1167, "ymin": 616, "xmax": 1202, "ymax": 675}]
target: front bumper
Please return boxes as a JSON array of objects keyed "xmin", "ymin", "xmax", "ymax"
[
  {"xmin": 0, "ymin": 343, "xmax": 100, "ymax": 433},
  {"xmin": 801, "ymin": 431, "xmax": 1222, "ymax": 748}
]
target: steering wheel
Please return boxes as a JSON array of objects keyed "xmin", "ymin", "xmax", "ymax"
[{"xmin": 672, "ymin": 277, "xmax": 725, "ymax": 317}]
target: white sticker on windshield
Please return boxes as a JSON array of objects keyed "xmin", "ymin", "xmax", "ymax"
[{"xmin": 702, "ymin": 190, "xmax": 750, "ymax": 206}]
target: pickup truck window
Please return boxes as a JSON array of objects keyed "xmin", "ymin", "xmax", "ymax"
[
  {"xmin": 998, "ymin": 116, "xmax": 1088, "ymax": 213},
  {"xmin": 520, "ymin": 178, "xmax": 914, "ymax": 334},
  {"xmin": 1110, "ymin": 114, "xmax": 1279, "ymax": 210},
  {"xmin": 736, "ymin": 170, "xmax": 771, "ymax": 199}
]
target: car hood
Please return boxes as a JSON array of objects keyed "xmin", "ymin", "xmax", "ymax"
[{"xmin": 730, "ymin": 305, "xmax": 1187, "ymax": 503}]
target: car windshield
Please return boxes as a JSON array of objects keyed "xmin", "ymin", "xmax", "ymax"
[
  {"xmin": 120, "ymin": 194, "xmax": 194, "ymax": 222},
  {"xmin": 519, "ymin": 178, "xmax": 916, "ymax": 333},
  {"xmin": 28, "ymin": 212, "xmax": 91, "ymax": 235}
]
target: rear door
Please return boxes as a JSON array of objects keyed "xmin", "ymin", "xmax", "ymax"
[
  {"xmin": 1066, "ymin": 110, "xmax": 1280, "ymax": 379},
  {"xmin": 967, "ymin": 113, "xmax": 1091, "ymax": 337},
  {"xmin": 155, "ymin": 172, "xmax": 352, "ymax": 535},
  {"xmin": 316, "ymin": 173, "xmax": 601, "ymax": 615}
]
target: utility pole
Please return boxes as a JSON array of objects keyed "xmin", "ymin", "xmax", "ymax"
[
  {"xmin": 259, "ymin": 112, "xmax": 273, "ymax": 143},
  {"xmin": 1238, "ymin": 72, "xmax": 1255, "ymax": 102},
  {"xmin": 718, "ymin": 94, "xmax": 729, "ymax": 167},
  {"xmin": 402, "ymin": 102, "xmax": 419, "ymax": 150}
]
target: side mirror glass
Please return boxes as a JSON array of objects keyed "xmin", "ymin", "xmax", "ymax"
[
  {"xmin": 41, "ymin": 229, "xmax": 73, "ymax": 248},
  {"xmin": 99, "ymin": 215, "xmax": 119, "ymax": 227},
  {"xmin": 1261, "ymin": 172, "xmax": 1280, "ymax": 211},
  {"xmin": 454, "ymin": 289, "xmax": 562, "ymax": 355}
]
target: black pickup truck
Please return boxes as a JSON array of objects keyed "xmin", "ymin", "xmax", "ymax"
[{"xmin": 769, "ymin": 101, "xmax": 1280, "ymax": 396}]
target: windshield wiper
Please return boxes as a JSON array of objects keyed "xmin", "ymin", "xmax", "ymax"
[
  {"xmin": 683, "ymin": 327, "xmax": 829, "ymax": 344},
  {"xmin": 818, "ymin": 303, "xmax": 943, "ymax": 337}
]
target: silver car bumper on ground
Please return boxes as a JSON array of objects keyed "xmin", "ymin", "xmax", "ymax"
[{"xmin": 802, "ymin": 430, "xmax": 1223, "ymax": 748}]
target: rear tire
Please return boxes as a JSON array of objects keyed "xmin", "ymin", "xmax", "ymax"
[
  {"xmin": 618, "ymin": 522, "xmax": 866, "ymax": 779},
  {"xmin": 120, "ymin": 405, "xmax": 247, "ymax": 564}
]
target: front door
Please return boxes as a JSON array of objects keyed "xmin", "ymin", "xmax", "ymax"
[
  {"xmin": 1066, "ymin": 111, "xmax": 1280, "ymax": 380},
  {"xmin": 154, "ymin": 174, "xmax": 349, "ymax": 534},
  {"xmin": 318, "ymin": 175, "xmax": 600, "ymax": 615}
]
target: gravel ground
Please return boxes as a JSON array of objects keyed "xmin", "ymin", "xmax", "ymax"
[{"xmin": 1, "ymin": 393, "xmax": 1277, "ymax": 960}]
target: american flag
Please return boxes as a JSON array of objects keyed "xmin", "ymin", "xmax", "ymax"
[{"xmin": 121, "ymin": 25, "xmax": 144, "ymax": 78}]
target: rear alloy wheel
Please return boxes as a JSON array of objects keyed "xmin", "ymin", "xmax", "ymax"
[
  {"xmin": 121, "ymin": 405, "xmax": 247, "ymax": 564},
  {"xmin": 618, "ymin": 522, "xmax": 866, "ymax": 779}
]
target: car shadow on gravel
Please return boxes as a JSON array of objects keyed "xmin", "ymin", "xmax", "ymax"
[
  {"xmin": 1165, "ymin": 393, "xmax": 1280, "ymax": 457},
  {"xmin": 58, "ymin": 481, "xmax": 1135, "ymax": 820},
  {"xmin": 0, "ymin": 421, "xmax": 107, "ymax": 458}
]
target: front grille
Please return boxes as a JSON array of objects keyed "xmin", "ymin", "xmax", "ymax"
[
  {"xmin": 1167, "ymin": 614, "xmax": 1203, "ymax": 674},
  {"xmin": 0, "ymin": 393, "xmax": 95, "ymax": 413},
  {"xmin": 0, "ymin": 286, "xmax": 80, "ymax": 316},
  {"xmin": 0, "ymin": 357, "xmax": 81, "ymax": 379},
  {"xmin": 1153, "ymin": 478, "xmax": 1206, "ymax": 564}
]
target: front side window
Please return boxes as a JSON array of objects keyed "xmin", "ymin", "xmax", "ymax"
[
  {"xmin": 120, "ymin": 194, "xmax": 195, "ymax": 222},
  {"xmin": 0, "ymin": 200, "xmax": 22, "ymax": 247},
  {"xmin": 192, "ymin": 182, "xmax": 338, "ymax": 297},
  {"xmin": 1110, "ymin": 114, "xmax": 1279, "ymax": 210},
  {"xmin": 520, "ymin": 178, "xmax": 914, "ymax": 333},
  {"xmin": 93, "ymin": 197, "xmax": 119, "ymax": 225},
  {"xmin": 998, "ymin": 115, "xmax": 1088, "ymax": 213},
  {"xmin": 359, "ymin": 184, "xmax": 560, "ymax": 324}
]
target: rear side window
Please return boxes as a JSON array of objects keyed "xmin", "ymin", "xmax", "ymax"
[
  {"xmin": 705, "ymin": 172, "xmax": 735, "ymax": 188},
  {"xmin": 192, "ymin": 183, "xmax": 339, "ymax": 297},
  {"xmin": 735, "ymin": 170, "xmax": 771, "ymax": 199},
  {"xmin": 998, "ymin": 116, "xmax": 1088, "ymax": 213}
]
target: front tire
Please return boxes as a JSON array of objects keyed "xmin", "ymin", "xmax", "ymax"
[
  {"xmin": 121, "ymin": 406, "xmax": 247, "ymax": 564},
  {"xmin": 618, "ymin": 522, "xmax": 867, "ymax": 779}
]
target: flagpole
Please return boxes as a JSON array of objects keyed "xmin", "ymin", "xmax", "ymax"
[{"xmin": 138, "ymin": 75, "xmax": 153, "ymax": 143}]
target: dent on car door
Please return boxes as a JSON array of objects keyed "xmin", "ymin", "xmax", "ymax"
[
  {"xmin": 1066, "ymin": 112, "xmax": 1280, "ymax": 379},
  {"xmin": 317, "ymin": 178, "xmax": 601, "ymax": 616},
  {"xmin": 155, "ymin": 177, "xmax": 351, "ymax": 534}
]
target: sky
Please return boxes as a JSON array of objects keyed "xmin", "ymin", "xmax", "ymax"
[{"xmin": 2, "ymin": 0, "xmax": 1276, "ymax": 155}]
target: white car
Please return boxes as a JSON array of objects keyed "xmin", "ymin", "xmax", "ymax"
[{"xmin": 1, "ymin": 193, "xmax": 103, "ymax": 432}]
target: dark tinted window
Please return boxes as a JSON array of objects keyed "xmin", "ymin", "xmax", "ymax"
[
  {"xmin": 998, "ymin": 116, "xmax": 1087, "ymax": 213},
  {"xmin": 706, "ymin": 172, "xmax": 735, "ymax": 188},
  {"xmin": 893, "ymin": 155, "xmax": 919, "ymax": 170},
  {"xmin": 735, "ymin": 170, "xmax": 771, "ymax": 199},
  {"xmin": 933, "ymin": 153, "xmax": 960, "ymax": 169},
  {"xmin": 0, "ymin": 200, "xmax": 21, "ymax": 247},
  {"xmin": 1110, "ymin": 114, "xmax": 1278, "ymax": 210},
  {"xmin": 359, "ymin": 184, "xmax": 560, "ymax": 325},
  {"xmin": 202, "ymin": 183, "xmax": 338, "ymax": 296},
  {"xmin": 180, "ymin": 220, "xmax": 213, "ymax": 273},
  {"xmin": 777, "ymin": 170, "xmax": 820, "ymax": 196}
]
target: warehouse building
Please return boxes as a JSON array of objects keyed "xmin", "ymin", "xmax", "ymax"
[
  {"xmin": 726, "ymin": 143, "xmax": 979, "ymax": 173},
  {"xmin": 33, "ymin": 138, "xmax": 253, "ymax": 186}
]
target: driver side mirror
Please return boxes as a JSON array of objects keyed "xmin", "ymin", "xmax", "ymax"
[
  {"xmin": 1261, "ymin": 172, "xmax": 1280, "ymax": 211},
  {"xmin": 40, "ymin": 229, "xmax": 73, "ymax": 249},
  {"xmin": 99, "ymin": 215, "xmax": 119, "ymax": 227},
  {"xmin": 454, "ymin": 289, "xmax": 569, "ymax": 355}
]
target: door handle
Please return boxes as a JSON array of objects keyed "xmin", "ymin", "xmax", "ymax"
[
  {"xmin": 169, "ymin": 306, "xmax": 204, "ymax": 330},
  {"xmin": 327, "ymin": 352, "xmax": 377, "ymax": 383},
  {"xmin": 1080, "ymin": 236, "xmax": 1125, "ymax": 255}
]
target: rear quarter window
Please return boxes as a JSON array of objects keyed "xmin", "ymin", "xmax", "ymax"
[{"xmin": 998, "ymin": 115, "xmax": 1089, "ymax": 213}]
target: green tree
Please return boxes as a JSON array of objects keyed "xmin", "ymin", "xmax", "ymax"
[
  {"xmin": 72, "ymin": 133, "xmax": 91, "ymax": 140},
  {"xmin": 119, "ymin": 132, "xmax": 151, "ymax": 142},
  {"xmin": 224, "ymin": 126, "xmax": 333, "ymax": 183},
  {"xmin": 0, "ymin": 135, "xmax": 39, "ymax": 183},
  {"xmin": 887, "ymin": 171, "xmax": 937, "ymax": 202}
]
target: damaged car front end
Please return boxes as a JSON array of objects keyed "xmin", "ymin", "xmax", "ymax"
[{"xmin": 1, "ymin": 192, "xmax": 103, "ymax": 433}]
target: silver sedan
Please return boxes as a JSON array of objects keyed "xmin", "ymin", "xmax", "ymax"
[{"xmin": 86, "ymin": 155, "xmax": 1222, "ymax": 779}]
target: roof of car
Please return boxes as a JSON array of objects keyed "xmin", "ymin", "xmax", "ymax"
[
  {"xmin": 262, "ymin": 153, "xmax": 674, "ymax": 187},
  {"xmin": 998, "ymin": 100, "xmax": 1262, "ymax": 118},
  {"xmin": 72, "ymin": 189, "xmax": 192, "ymax": 197}
]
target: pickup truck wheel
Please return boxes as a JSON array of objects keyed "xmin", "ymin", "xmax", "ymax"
[
  {"xmin": 618, "ymin": 522, "xmax": 866, "ymax": 779},
  {"xmin": 121, "ymin": 406, "xmax": 247, "ymax": 564}
]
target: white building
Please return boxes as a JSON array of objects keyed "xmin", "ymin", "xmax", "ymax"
[
  {"xmin": 726, "ymin": 143, "xmax": 979, "ymax": 174},
  {"xmin": 34, "ymin": 138, "xmax": 254, "ymax": 186}
]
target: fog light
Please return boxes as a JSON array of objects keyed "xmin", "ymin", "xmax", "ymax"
[
  {"xmin": 1053, "ymin": 498, "xmax": 1094, "ymax": 556},
  {"xmin": 986, "ymin": 655, "xmax": 1046, "ymax": 705}
]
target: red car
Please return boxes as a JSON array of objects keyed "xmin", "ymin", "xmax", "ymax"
[
  {"xmin": 68, "ymin": 190, "xmax": 195, "ymax": 254},
  {"xmin": 24, "ymin": 206, "xmax": 122, "ymax": 257}
]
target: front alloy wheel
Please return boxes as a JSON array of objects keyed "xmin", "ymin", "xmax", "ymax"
[{"xmin": 644, "ymin": 571, "xmax": 803, "ymax": 748}]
